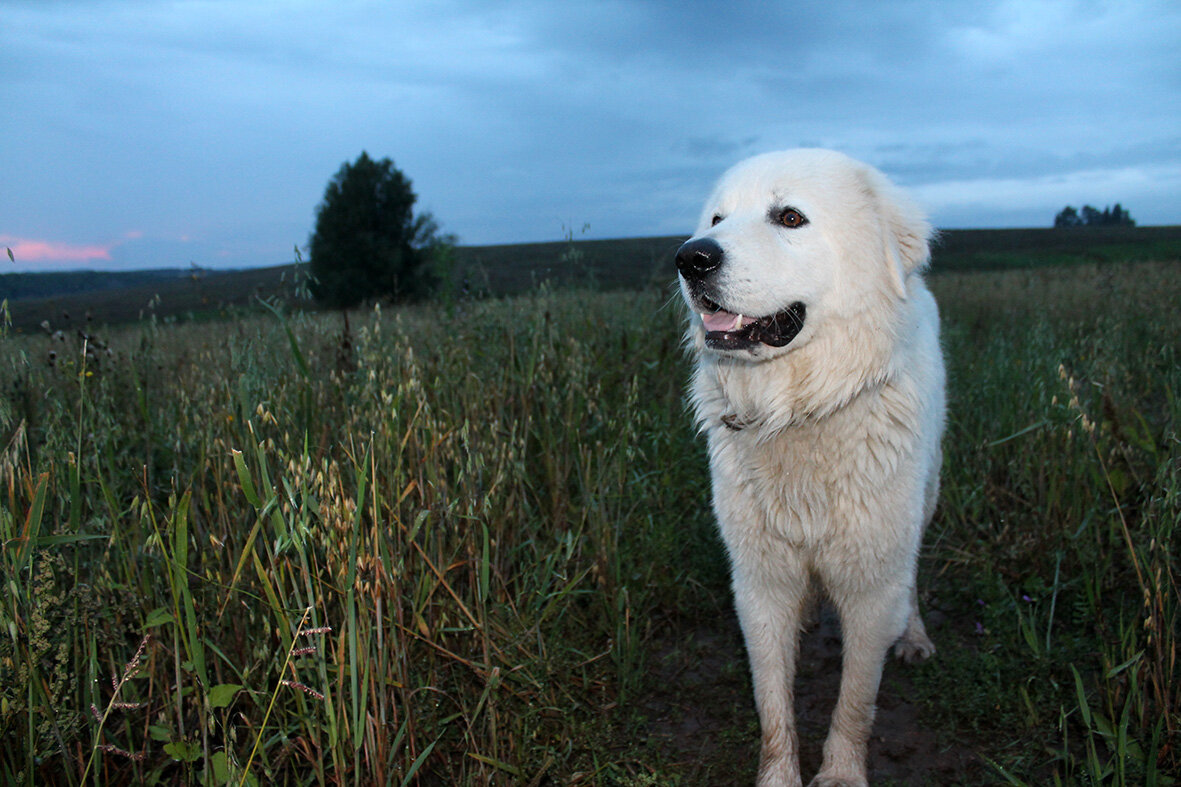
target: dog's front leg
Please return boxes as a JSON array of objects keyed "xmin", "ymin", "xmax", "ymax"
[
  {"xmin": 810, "ymin": 583, "xmax": 909, "ymax": 787},
  {"xmin": 731, "ymin": 559, "xmax": 808, "ymax": 787}
]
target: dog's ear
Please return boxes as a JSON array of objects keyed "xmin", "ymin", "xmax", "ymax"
[{"xmin": 864, "ymin": 167, "xmax": 933, "ymax": 299}]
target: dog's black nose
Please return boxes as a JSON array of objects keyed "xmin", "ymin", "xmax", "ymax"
[{"xmin": 675, "ymin": 237, "xmax": 724, "ymax": 279}]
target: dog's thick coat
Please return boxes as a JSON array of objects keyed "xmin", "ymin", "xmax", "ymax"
[{"xmin": 677, "ymin": 150, "xmax": 945, "ymax": 787}]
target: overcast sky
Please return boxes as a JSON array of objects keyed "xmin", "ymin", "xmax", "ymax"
[{"xmin": 3, "ymin": 0, "xmax": 1179, "ymax": 272}]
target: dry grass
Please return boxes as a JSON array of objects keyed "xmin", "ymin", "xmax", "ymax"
[{"xmin": 0, "ymin": 256, "xmax": 1178, "ymax": 784}]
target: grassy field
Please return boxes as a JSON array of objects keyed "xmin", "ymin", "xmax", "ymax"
[
  {"xmin": 929, "ymin": 225, "xmax": 1181, "ymax": 272},
  {"xmin": 5, "ymin": 225, "xmax": 1180, "ymax": 334},
  {"xmin": 1, "ymin": 265, "xmax": 310, "ymax": 335},
  {"xmin": 0, "ymin": 241, "xmax": 1178, "ymax": 784}
]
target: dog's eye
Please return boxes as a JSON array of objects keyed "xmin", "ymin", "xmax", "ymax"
[
  {"xmin": 774, "ymin": 207, "xmax": 808, "ymax": 229},
  {"xmin": 710, "ymin": 214, "xmax": 723, "ymax": 227}
]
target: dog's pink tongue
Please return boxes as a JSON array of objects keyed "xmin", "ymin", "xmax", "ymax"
[{"xmin": 702, "ymin": 310, "xmax": 753, "ymax": 333}]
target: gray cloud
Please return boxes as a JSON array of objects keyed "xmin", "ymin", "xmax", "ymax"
[{"xmin": 1, "ymin": 0, "xmax": 1178, "ymax": 270}]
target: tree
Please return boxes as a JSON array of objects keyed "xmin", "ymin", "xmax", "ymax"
[
  {"xmin": 1080, "ymin": 205, "xmax": 1103, "ymax": 227},
  {"xmin": 1110, "ymin": 203, "xmax": 1135, "ymax": 226},
  {"xmin": 308, "ymin": 152, "xmax": 444, "ymax": 308},
  {"xmin": 1054, "ymin": 206, "xmax": 1083, "ymax": 227},
  {"xmin": 1054, "ymin": 203, "xmax": 1136, "ymax": 228}
]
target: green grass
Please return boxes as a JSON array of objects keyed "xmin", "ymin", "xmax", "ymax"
[
  {"xmin": 6, "ymin": 226, "xmax": 1179, "ymax": 334},
  {"xmin": 1, "ymin": 264, "xmax": 312, "ymax": 334},
  {"xmin": 1, "ymin": 281, "xmax": 715, "ymax": 785},
  {"xmin": 930, "ymin": 225, "xmax": 1181, "ymax": 272},
  {"xmin": 922, "ymin": 260, "xmax": 1180, "ymax": 784},
  {"xmin": 0, "ymin": 248, "xmax": 1178, "ymax": 784}
]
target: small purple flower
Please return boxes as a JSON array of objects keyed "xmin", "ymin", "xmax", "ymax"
[
  {"xmin": 1022, "ymin": 594, "xmax": 1034, "ymax": 602},
  {"xmin": 975, "ymin": 622, "xmax": 985, "ymax": 635}
]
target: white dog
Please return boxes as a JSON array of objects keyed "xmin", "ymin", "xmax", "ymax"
[{"xmin": 676, "ymin": 149, "xmax": 945, "ymax": 787}]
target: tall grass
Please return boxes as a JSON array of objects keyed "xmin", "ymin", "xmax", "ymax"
[
  {"xmin": 0, "ymin": 286, "xmax": 711, "ymax": 784},
  {"xmin": 1, "ymin": 258, "xmax": 1178, "ymax": 784},
  {"xmin": 927, "ymin": 261, "xmax": 1179, "ymax": 784}
]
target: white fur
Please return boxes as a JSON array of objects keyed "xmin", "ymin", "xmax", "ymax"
[{"xmin": 680, "ymin": 150, "xmax": 945, "ymax": 787}]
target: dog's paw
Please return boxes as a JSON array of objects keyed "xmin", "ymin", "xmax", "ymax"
[
  {"xmin": 893, "ymin": 630, "xmax": 935, "ymax": 663},
  {"xmin": 757, "ymin": 758, "xmax": 804, "ymax": 787},
  {"xmin": 807, "ymin": 776, "xmax": 867, "ymax": 787}
]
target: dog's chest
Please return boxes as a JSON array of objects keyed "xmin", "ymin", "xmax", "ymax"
[{"xmin": 708, "ymin": 390, "xmax": 914, "ymax": 545}]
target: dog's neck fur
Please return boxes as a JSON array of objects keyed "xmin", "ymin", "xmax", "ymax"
[{"xmin": 690, "ymin": 298, "xmax": 909, "ymax": 441}]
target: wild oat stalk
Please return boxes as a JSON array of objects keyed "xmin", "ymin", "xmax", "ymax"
[
  {"xmin": 239, "ymin": 608, "xmax": 331, "ymax": 786},
  {"xmin": 79, "ymin": 635, "xmax": 150, "ymax": 783},
  {"xmin": 1087, "ymin": 420, "xmax": 1177, "ymax": 765}
]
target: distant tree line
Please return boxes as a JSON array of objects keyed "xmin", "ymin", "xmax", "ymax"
[{"xmin": 1054, "ymin": 204, "xmax": 1135, "ymax": 228}]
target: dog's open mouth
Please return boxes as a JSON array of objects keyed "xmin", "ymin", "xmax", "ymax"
[{"xmin": 699, "ymin": 299, "xmax": 806, "ymax": 350}]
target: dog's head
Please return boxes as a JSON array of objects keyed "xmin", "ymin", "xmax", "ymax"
[{"xmin": 676, "ymin": 149, "xmax": 932, "ymax": 361}]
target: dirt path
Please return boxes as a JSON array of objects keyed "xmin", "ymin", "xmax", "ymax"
[{"xmin": 638, "ymin": 605, "xmax": 985, "ymax": 785}]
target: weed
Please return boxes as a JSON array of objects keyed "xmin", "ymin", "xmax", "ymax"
[{"xmin": 0, "ymin": 252, "xmax": 1177, "ymax": 784}]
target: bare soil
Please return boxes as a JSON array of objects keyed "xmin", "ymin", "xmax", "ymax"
[{"xmin": 637, "ymin": 604, "xmax": 986, "ymax": 785}]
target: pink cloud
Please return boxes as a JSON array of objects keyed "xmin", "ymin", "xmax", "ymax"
[{"xmin": 0, "ymin": 234, "xmax": 113, "ymax": 263}]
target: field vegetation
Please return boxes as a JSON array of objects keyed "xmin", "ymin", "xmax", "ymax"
[
  {"xmin": 8, "ymin": 225, "xmax": 1178, "ymax": 335},
  {"xmin": 0, "ymin": 231, "xmax": 1178, "ymax": 785}
]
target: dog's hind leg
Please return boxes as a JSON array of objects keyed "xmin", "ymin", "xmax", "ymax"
[
  {"xmin": 731, "ymin": 557, "xmax": 809, "ymax": 787},
  {"xmin": 894, "ymin": 460, "xmax": 940, "ymax": 664},
  {"xmin": 893, "ymin": 583, "xmax": 935, "ymax": 663}
]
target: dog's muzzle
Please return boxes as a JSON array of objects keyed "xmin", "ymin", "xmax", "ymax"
[
  {"xmin": 675, "ymin": 237, "xmax": 724, "ymax": 282},
  {"xmin": 676, "ymin": 237, "xmax": 807, "ymax": 351}
]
